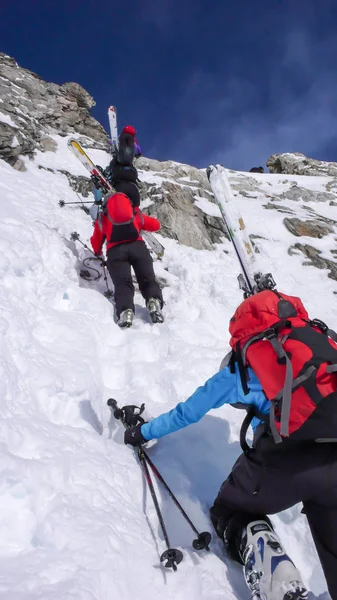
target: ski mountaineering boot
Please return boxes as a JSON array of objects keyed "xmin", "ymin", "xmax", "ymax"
[
  {"xmin": 240, "ymin": 520, "xmax": 308, "ymax": 600},
  {"xmin": 117, "ymin": 309, "xmax": 134, "ymax": 328},
  {"xmin": 146, "ymin": 297, "xmax": 164, "ymax": 324}
]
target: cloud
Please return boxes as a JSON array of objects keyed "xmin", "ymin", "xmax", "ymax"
[{"xmin": 168, "ymin": 26, "xmax": 337, "ymax": 170}]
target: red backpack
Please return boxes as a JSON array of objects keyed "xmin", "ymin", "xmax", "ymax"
[
  {"xmin": 105, "ymin": 193, "xmax": 142, "ymax": 243},
  {"xmin": 228, "ymin": 290, "xmax": 337, "ymax": 445}
]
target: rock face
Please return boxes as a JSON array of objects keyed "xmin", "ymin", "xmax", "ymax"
[
  {"xmin": 0, "ymin": 53, "xmax": 108, "ymax": 169},
  {"xmin": 137, "ymin": 156, "xmax": 227, "ymax": 249},
  {"xmin": 283, "ymin": 218, "xmax": 334, "ymax": 239},
  {"xmin": 267, "ymin": 152, "xmax": 337, "ymax": 177},
  {"xmin": 289, "ymin": 244, "xmax": 337, "ymax": 281}
]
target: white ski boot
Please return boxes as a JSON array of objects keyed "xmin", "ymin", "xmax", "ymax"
[
  {"xmin": 146, "ymin": 298, "xmax": 164, "ymax": 324},
  {"xmin": 240, "ymin": 520, "xmax": 308, "ymax": 600},
  {"xmin": 117, "ymin": 309, "xmax": 134, "ymax": 328}
]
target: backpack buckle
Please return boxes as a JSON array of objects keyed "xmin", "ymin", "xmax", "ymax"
[
  {"xmin": 311, "ymin": 318, "xmax": 328, "ymax": 334},
  {"xmin": 263, "ymin": 328, "xmax": 277, "ymax": 340}
]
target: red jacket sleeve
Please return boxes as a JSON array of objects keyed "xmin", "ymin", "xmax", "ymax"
[
  {"xmin": 90, "ymin": 218, "xmax": 105, "ymax": 254},
  {"xmin": 141, "ymin": 213, "xmax": 160, "ymax": 232}
]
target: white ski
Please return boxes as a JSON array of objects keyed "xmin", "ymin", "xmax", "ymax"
[
  {"xmin": 108, "ymin": 106, "xmax": 118, "ymax": 153},
  {"xmin": 207, "ymin": 164, "xmax": 274, "ymax": 296}
]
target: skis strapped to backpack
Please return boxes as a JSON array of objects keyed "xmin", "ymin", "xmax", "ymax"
[
  {"xmin": 68, "ymin": 139, "xmax": 164, "ymax": 259},
  {"xmin": 208, "ymin": 165, "xmax": 337, "ymax": 447},
  {"xmin": 108, "ymin": 106, "xmax": 118, "ymax": 155}
]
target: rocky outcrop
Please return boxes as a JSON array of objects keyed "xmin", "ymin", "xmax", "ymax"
[
  {"xmin": 135, "ymin": 156, "xmax": 228, "ymax": 248},
  {"xmin": 272, "ymin": 182, "xmax": 336, "ymax": 204},
  {"xmin": 58, "ymin": 170, "xmax": 94, "ymax": 197},
  {"xmin": 283, "ymin": 218, "xmax": 334, "ymax": 238},
  {"xmin": 289, "ymin": 243, "xmax": 337, "ymax": 281},
  {"xmin": 267, "ymin": 152, "xmax": 337, "ymax": 177},
  {"xmin": 0, "ymin": 53, "xmax": 108, "ymax": 169},
  {"xmin": 143, "ymin": 180, "xmax": 227, "ymax": 249}
]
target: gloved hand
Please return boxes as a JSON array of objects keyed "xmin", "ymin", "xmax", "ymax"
[{"xmin": 124, "ymin": 424, "xmax": 147, "ymax": 447}]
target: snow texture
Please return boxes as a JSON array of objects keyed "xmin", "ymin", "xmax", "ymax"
[
  {"xmin": 0, "ymin": 109, "xmax": 18, "ymax": 127},
  {"xmin": 0, "ymin": 138, "xmax": 333, "ymax": 600}
]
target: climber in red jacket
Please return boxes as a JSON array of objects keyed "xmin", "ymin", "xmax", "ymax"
[{"xmin": 91, "ymin": 192, "xmax": 164, "ymax": 328}]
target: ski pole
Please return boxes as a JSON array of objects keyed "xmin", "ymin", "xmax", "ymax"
[
  {"xmin": 107, "ymin": 398, "xmax": 183, "ymax": 572},
  {"xmin": 143, "ymin": 452, "xmax": 211, "ymax": 551},
  {"xmin": 70, "ymin": 232, "xmax": 106, "ymax": 265},
  {"xmin": 139, "ymin": 447, "xmax": 183, "ymax": 571},
  {"xmin": 101, "ymin": 263, "xmax": 114, "ymax": 299},
  {"xmin": 59, "ymin": 200, "xmax": 93, "ymax": 207},
  {"xmin": 70, "ymin": 232, "xmax": 114, "ymax": 298}
]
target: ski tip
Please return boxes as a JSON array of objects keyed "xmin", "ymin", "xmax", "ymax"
[
  {"xmin": 108, "ymin": 106, "xmax": 116, "ymax": 112},
  {"xmin": 206, "ymin": 166, "xmax": 214, "ymax": 181}
]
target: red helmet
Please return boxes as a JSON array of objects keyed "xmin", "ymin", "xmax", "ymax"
[{"xmin": 122, "ymin": 125, "xmax": 136, "ymax": 136}]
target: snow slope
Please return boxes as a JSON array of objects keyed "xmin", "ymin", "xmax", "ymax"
[{"xmin": 0, "ymin": 138, "xmax": 334, "ymax": 600}]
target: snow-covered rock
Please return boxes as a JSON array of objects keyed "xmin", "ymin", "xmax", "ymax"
[
  {"xmin": 267, "ymin": 151, "xmax": 337, "ymax": 177},
  {"xmin": 0, "ymin": 52, "xmax": 107, "ymax": 169}
]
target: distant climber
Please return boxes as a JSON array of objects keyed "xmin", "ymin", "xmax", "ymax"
[
  {"xmin": 90, "ymin": 192, "xmax": 164, "ymax": 328},
  {"xmin": 90, "ymin": 125, "xmax": 142, "ymax": 220},
  {"xmin": 117, "ymin": 125, "xmax": 142, "ymax": 162},
  {"xmin": 249, "ymin": 166, "xmax": 264, "ymax": 173},
  {"xmin": 105, "ymin": 125, "xmax": 142, "ymax": 208}
]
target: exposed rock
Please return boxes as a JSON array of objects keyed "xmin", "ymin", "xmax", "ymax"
[
  {"xmin": 284, "ymin": 218, "xmax": 334, "ymax": 238},
  {"xmin": 288, "ymin": 243, "xmax": 337, "ymax": 280},
  {"xmin": 137, "ymin": 156, "xmax": 211, "ymax": 191},
  {"xmin": 0, "ymin": 52, "xmax": 108, "ymax": 167},
  {"xmin": 274, "ymin": 184, "xmax": 335, "ymax": 204},
  {"xmin": 40, "ymin": 137, "xmax": 57, "ymax": 153},
  {"xmin": 267, "ymin": 152, "xmax": 337, "ymax": 177},
  {"xmin": 142, "ymin": 180, "xmax": 227, "ymax": 249},
  {"xmin": 59, "ymin": 171, "xmax": 94, "ymax": 197},
  {"xmin": 263, "ymin": 202, "xmax": 294, "ymax": 215},
  {"xmin": 60, "ymin": 83, "xmax": 95, "ymax": 110}
]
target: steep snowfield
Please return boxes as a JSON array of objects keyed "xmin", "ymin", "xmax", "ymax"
[{"xmin": 0, "ymin": 138, "xmax": 334, "ymax": 600}]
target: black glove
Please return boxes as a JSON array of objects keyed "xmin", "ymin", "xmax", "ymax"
[{"xmin": 124, "ymin": 424, "xmax": 147, "ymax": 446}]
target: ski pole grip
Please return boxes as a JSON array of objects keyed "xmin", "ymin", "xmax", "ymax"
[{"xmin": 107, "ymin": 398, "xmax": 124, "ymax": 421}]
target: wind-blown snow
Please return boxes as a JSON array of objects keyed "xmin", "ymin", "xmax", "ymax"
[{"xmin": 0, "ymin": 139, "xmax": 333, "ymax": 600}]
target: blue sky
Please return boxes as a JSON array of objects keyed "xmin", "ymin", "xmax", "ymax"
[{"xmin": 1, "ymin": 0, "xmax": 337, "ymax": 170}]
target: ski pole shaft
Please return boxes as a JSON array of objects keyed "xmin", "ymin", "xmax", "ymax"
[
  {"xmin": 102, "ymin": 263, "xmax": 114, "ymax": 299},
  {"xmin": 60, "ymin": 200, "xmax": 93, "ymax": 205},
  {"xmin": 143, "ymin": 451, "xmax": 211, "ymax": 550},
  {"xmin": 138, "ymin": 448, "xmax": 175, "ymax": 563},
  {"xmin": 107, "ymin": 399, "xmax": 183, "ymax": 570}
]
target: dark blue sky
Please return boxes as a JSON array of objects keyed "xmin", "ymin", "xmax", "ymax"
[{"xmin": 1, "ymin": 0, "xmax": 337, "ymax": 170}]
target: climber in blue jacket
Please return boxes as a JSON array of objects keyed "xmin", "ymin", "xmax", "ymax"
[
  {"xmin": 126, "ymin": 362, "xmax": 268, "ymax": 443},
  {"xmin": 123, "ymin": 355, "xmax": 337, "ymax": 597}
]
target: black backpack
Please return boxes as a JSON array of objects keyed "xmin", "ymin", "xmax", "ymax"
[{"xmin": 117, "ymin": 132, "xmax": 135, "ymax": 166}]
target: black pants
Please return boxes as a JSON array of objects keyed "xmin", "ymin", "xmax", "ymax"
[
  {"xmin": 114, "ymin": 181, "xmax": 140, "ymax": 208},
  {"xmin": 107, "ymin": 240, "xmax": 163, "ymax": 317},
  {"xmin": 210, "ymin": 440, "xmax": 337, "ymax": 598}
]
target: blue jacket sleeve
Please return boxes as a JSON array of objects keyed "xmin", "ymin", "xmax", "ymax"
[{"xmin": 141, "ymin": 365, "xmax": 268, "ymax": 441}]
